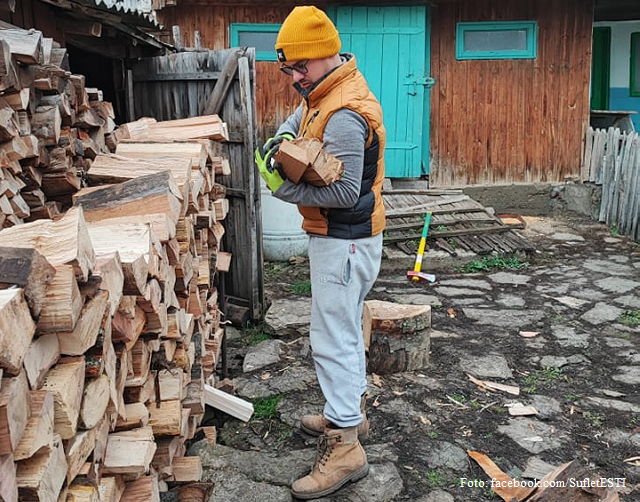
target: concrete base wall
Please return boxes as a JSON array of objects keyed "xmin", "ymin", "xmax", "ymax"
[{"xmin": 461, "ymin": 182, "xmax": 602, "ymax": 219}]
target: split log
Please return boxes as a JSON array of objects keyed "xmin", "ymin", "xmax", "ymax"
[
  {"xmin": 93, "ymin": 252, "xmax": 124, "ymax": 317},
  {"xmin": 79, "ymin": 374, "xmax": 110, "ymax": 430},
  {"xmin": 146, "ymin": 399, "xmax": 182, "ymax": 436},
  {"xmin": 103, "ymin": 426, "xmax": 156, "ymax": 475},
  {"xmin": 66, "ymin": 482, "xmax": 100, "ymax": 502},
  {"xmin": 112, "ymin": 300, "xmax": 146, "ymax": 345},
  {"xmin": 171, "ymin": 456, "xmax": 202, "ymax": 483},
  {"xmin": 64, "ymin": 426, "xmax": 97, "ymax": 485},
  {"xmin": 0, "ymin": 40, "xmax": 19, "ymax": 92},
  {"xmin": 0, "ymin": 370, "xmax": 30, "ymax": 455},
  {"xmin": 0, "ymin": 206, "xmax": 95, "ymax": 281},
  {"xmin": 115, "ymin": 141, "xmax": 207, "ymax": 171},
  {"xmin": 114, "ymin": 403, "xmax": 149, "ymax": 432},
  {"xmin": 15, "ymin": 434, "xmax": 67, "ymax": 502},
  {"xmin": 0, "ymin": 452, "xmax": 18, "ymax": 502},
  {"xmin": 156, "ymin": 369, "xmax": 184, "ymax": 401},
  {"xmin": 40, "ymin": 357, "xmax": 85, "ymax": 440},
  {"xmin": 0, "ymin": 99, "xmax": 19, "ymax": 142},
  {"xmin": 0, "ymin": 288, "xmax": 36, "ymax": 375},
  {"xmin": 23, "ymin": 334, "xmax": 60, "ymax": 390},
  {"xmin": 31, "ymin": 105, "xmax": 61, "ymax": 146},
  {"xmin": 74, "ymin": 170, "xmax": 183, "ymax": 225},
  {"xmin": 151, "ymin": 435, "xmax": 182, "ymax": 475},
  {"xmin": 0, "ymin": 135, "xmax": 28, "ymax": 161},
  {"xmin": 56, "ymin": 289, "xmax": 109, "ymax": 356},
  {"xmin": 99, "ymin": 476, "xmax": 125, "ymax": 502},
  {"xmin": 144, "ymin": 114, "xmax": 229, "ymax": 141},
  {"xmin": 0, "ymin": 28, "xmax": 43, "ymax": 64},
  {"xmin": 122, "ymin": 475, "xmax": 159, "ymax": 502},
  {"xmin": 37, "ymin": 265, "xmax": 83, "ymax": 332},
  {"xmin": 87, "ymin": 222, "xmax": 152, "ymax": 296},
  {"xmin": 363, "ymin": 300, "xmax": 431, "ymax": 375},
  {"xmin": 14, "ymin": 391, "xmax": 54, "ymax": 461},
  {"xmin": 168, "ymin": 483, "xmax": 213, "ymax": 502},
  {"xmin": 526, "ymin": 460, "xmax": 621, "ymax": 501}
]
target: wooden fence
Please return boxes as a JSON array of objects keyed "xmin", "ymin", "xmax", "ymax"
[
  {"xmin": 129, "ymin": 47, "xmax": 265, "ymax": 323},
  {"xmin": 582, "ymin": 127, "xmax": 640, "ymax": 242}
]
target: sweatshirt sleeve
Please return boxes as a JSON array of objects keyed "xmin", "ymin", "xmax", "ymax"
[
  {"xmin": 276, "ymin": 105, "xmax": 302, "ymax": 137},
  {"xmin": 274, "ymin": 108, "xmax": 367, "ymax": 208}
]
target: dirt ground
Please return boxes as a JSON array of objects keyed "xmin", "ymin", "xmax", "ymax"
[{"xmin": 211, "ymin": 213, "xmax": 640, "ymax": 501}]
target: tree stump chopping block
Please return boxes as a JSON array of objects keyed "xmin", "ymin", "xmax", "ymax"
[{"xmin": 363, "ymin": 300, "xmax": 431, "ymax": 375}]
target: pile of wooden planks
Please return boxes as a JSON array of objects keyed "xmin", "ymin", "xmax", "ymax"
[
  {"xmin": 382, "ymin": 189, "xmax": 535, "ymax": 256},
  {"xmin": 0, "ymin": 28, "xmax": 243, "ymax": 502}
]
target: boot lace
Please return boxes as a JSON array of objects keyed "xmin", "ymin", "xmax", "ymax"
[{"xmin": 314, "ymin": 433, "xmax": 342, "ymax": 468}]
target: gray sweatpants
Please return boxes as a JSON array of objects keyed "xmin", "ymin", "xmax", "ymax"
[{"xmin": 308, "ymin": 232, "xmax": 383, "ymax": 428}]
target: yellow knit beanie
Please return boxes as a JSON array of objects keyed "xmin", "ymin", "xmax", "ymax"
[{"xmin": 275, "ymin": 6, "xmax": 341, "ymax": 62}]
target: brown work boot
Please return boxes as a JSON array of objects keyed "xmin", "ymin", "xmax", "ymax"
[
  {"xmin": 300, "ymin": 393, "xmax": 370, "ymax": 438},
  {"xmin": 291, "ymin": 426, "xmax": 369, "ymax": 500}
]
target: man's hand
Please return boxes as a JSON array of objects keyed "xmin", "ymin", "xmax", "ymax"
[{"xmin": 255, "ymin": 132, "xmax": 295, "ymax": 192}]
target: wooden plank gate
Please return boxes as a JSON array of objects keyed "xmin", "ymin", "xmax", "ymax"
[
  {"xmin": 582, "ymin": 126, "xmax": 640, "ymax": 242},
  {"xmin": 129, "ymin": 47, "xmax": 265, "ymax": 323}
]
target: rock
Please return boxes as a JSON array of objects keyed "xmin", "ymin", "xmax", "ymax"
[
  {"xmin": 460, "ymin": 353, "xmax": 514, "ymax": 378},
  {"xmin": 462, "ymin": 308, "xmax": 545, "ymax": 327},
  {"xmin": 595, "ymin": 277, "xmax": 640, "ymax": 294},
  {"xmin": 418, "ymin": 490, "xmax": 455, "ymax": 502},
  {"xmin": 236, "ymin": 365, "xmax": 317, "ymax": 399},
  {"xmin": 497, "ymin": 418, "xmax": 565, "ymax": 453},
  {"xmin": 580, "ymin": 302, "xmax": 625, "ymax": 325},
  {"xmin": 416, "ymin": 440, "xmax": 468, "ymax": 471},
  {"xmin": 612, "ymin": 366, "xmax": 640, "ymax": 385},
  {"xmin": 242, "ymin": 339, "xmax": 283, "ymax": 372},
  {"xmin": 581, "ymin": 396, "xmax": 640, "ymax": 413},
  {"xmin": 487, "ymin": 271, "xmax": 531, "ymax": 284}
]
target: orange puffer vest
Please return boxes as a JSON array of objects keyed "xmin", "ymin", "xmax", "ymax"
[{"xmin": 297, "ymin": 56, "xmax": 386, "ymax": 238}]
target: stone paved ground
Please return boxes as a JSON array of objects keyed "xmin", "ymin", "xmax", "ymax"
[{"xmin": 189, "ymin": 214, "xmax": 640, "ymax": 502}]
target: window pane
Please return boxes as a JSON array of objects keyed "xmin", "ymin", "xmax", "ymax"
[
  {"xmin": 464, "ymin": 29, "xmax": 528, "ymax": 52},
  {"xmin": 633, "ymin": 35, "xmax": 640, "ymax": 94},
  {"xmin": 238, "ymin": 31, "xmax": 278, "ymax": 53}
]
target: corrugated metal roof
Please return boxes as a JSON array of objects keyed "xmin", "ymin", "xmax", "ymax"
[{"xmin": 85, "ymin": 0, "xmax": 161, "ymax": 29}]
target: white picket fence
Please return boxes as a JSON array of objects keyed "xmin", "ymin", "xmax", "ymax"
[{"xmin": 582, "ymin": 126, "xmax": 640, "ymax": 242}]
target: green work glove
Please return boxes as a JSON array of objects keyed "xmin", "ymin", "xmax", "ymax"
[{"xmin": 255, "ymin": 132, "xmax": 295, "ymax": 192}]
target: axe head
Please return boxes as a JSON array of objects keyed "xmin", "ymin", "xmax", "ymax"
[{"xmin": 407, "ymin": 271, "xmax": 436, "ymax": 283}]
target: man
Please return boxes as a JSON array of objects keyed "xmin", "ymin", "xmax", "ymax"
[{"xmin": 255, "ymin": 5, "xmax": 386, "ymax": 499}]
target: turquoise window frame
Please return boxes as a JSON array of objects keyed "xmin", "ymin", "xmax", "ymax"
[
  {"xmin": 456, "ymin": 21, "xmax": 538, "ymax": 60},
  {"xmin": 230, "ymin": 23, "xmax": 280, "ymax": 61},
  {"xmin": 631, "ymin": 32, "xmax": 640, "ymax": 97}
]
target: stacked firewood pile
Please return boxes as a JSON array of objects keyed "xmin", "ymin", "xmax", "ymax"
[{"xmin": 0, "ymin": 27, "xmax": 246, "ymax": 502}]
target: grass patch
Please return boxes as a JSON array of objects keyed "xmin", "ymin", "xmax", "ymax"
[
  {"xmin": 456, "ymin": 255, "xmax": 529, "ymax": 274},
  {"xmin": 289, "ymin": 281, "xmax": 312, "ymax": 296},
  {"xmin": 610, "ymin": 223, "xmax": 620, "ymax": 236},
  {"xmin": 427, "ymin": 470, "xmax": 447, "ymax": 488},
  {"xmin": 564, "ymin": 393, "xmax": 582, "ymax": 402},
  {"xmin": 252, "ymin": 395, "xmax": 284, "ymax": 420},
  {"xmin": 617, "ymin": 310, "xmax": 640, "ymax": 327},
  {"xmin": 426, "ymin": 430, "xmax": 440, "ymax": 439},
  {"xmin": 522, "ymin": 367, "xmax": 563, "ymax": 393},
  {"xmin": 243, "ymin": 323, "xmax": 273, "ymax": 346},
  {"xmin": 583, "ymin": 411, "xmax": 605, "ymax": 428}
]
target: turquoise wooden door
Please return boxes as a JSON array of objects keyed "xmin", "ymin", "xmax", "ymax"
[{"xmin": 330, "ymin": 5, "xmax": 431, "ymax": 178}]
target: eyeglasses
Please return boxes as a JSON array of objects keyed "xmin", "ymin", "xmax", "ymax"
[{"xmin": 279, "ymin": 60, "xmax": 310, "ymax": 76}]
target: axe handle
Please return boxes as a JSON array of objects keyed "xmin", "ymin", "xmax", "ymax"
[{"xmin": 411, "ymin": 211, "xmax": 432, "ymax": 281}]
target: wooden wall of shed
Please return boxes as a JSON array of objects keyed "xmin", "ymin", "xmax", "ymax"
[
  {"xmin": 429, "ymin": 0, "xmax": 594, "ymax": 187},
  {"xmin": 158, "ymin": 3, "xmax": 305, "ymax": 143}
]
